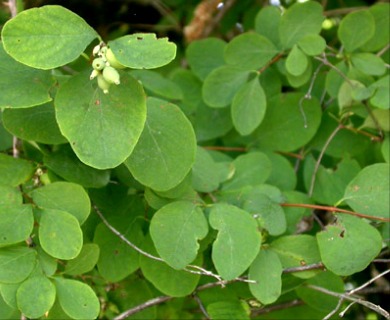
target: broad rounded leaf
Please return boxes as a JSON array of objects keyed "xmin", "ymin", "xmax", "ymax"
[
  {"xmin": 2, "ymin": 102, "xmax": 67, "ymax": 144},
  {"xmin": 31, "ymin": 182, "xmax": 91, "ymax": 225},
  {"xmin": 64, "ymin": 243, "xmax": 100, "ymax": 276},
  {"xmin": 224, "ymin": 32, "xmax": 278, "ymax": 70},
  {"xmin": 338, "ymin": 9, "xmax": 375, "ymax": 52},
  {"xmin": 249, "ymin": 250, "xmax": 283, "ymax": 305},
  {"xmin": 16, "ymin": 275, "xmax": 56, "ymax": 319},
  {"xmin": 0, "ymin": 154, "xmax": 35, "ymax": 187},
  {"xmin": 191, "ymin": 147, "xmax": 221, "ymax": 193},
  {"xmin": 207, "ymin": 301, "xmax": 249, "ymax": 320},
  {"xmin": 202, "ymin": 66, "xmax": 252, "ymax": 108},
  {"xmin": 0, "ymin": 185, "xmax": 22, "ymax": 206},
  {"xmin": 298, "ymin": 34, "xmax": 326, "ymax": 56},
  {"xmin": 0, "ymin": 43, "xmax": 53, "ymax": 108},
  {"xmin": 125, "ymin": 98, "xmax": 196, "ymax": 191},
  {"xmin": 231, "ymin": 76, "xmax": 267, "ymax": 136},
  {"xmin": 186, "ymin": 37, "xmax": 226, "ymax": 81},
  {"xmin": 1, "ymin": 5, "xmax": 98, "ymax": 69},
  {"xmin": 0, "ymin": 247, "xmax": 36, "ymax": 283},
  {"xmin": 317, "ymin": 215, "xmax": 382, "ymax": 276},
  {"xmin": 271, "ymin": 235, "xmax": 321, "ymax": 279},
  {"xmin": 39, "ymin": 209, "xmax": 83, "ymax": 260},
  {"xmin": 285, "ymin": 45, "xmax": 308, "ymax": 77},
  {"xmin": 343, "ymin": 163, "xmax": 389, "ymax": 219},
  {"xmin": 0, "ymin": 204, "xmax": 34, "ymax": 247},
  {"xmin": 108, "ymin": 33, "xmax": 176, "ymax": 69},
  {"xmin": 351, "ymin": 52, "xmax": 386, "ymax": 76},
  {"xmin": 54, "ymin": 278, "xmax": 100, "ymax": 320},
  {"xmin": 252, "ymin": 93, "xmax": 322, "ymax": 152},
  {"xmin": 140, "ymin": 235, "xmax": 201, "ymax": 297},
  {"xmin": 279, "ymin": 1, "xmax": 324, "ymax": 49},
  {"xmin": 55, "ymin": 71, "xmax": 146, "ymax": 169},
  {"xmin": 209, "ymin": 203, "xmax": 261, "ymax": 280},
  {"xmin": 255, "ymin": 5, "xmax": 282, "ymax": 48},
  {"xmin": 150, "ymin": 201, "xmax": 208, "ymax": 269}
]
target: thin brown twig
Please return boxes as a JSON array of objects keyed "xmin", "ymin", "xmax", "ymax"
[
  {"xmin": 281, "ymin": 203, "xmax": 390, "ymax": 222},
  {"xmin": 323, "ymin": 6, "xmax": 367, "ymax": 17},
  {"xmin": 251, "ymin": 299, "xmax": 304, "ymax": 317},
  {"xmin": 283, "ymin": 262, "xmax": 325, "ymax": 274}
]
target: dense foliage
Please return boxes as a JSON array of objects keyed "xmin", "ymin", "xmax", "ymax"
[{"xmin": 0, "ymin": 0, "xmax": 389, "ymax": 319}]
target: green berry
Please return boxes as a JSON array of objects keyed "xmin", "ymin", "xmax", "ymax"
[
  {"xmin": 106, "ymin": 48, "xmax": 126, "ymax": 69},
  {"xmin": 90, "ymin": 69, "xmax": 99, "ymax": 80},
  {"xmin": 102, "ymin": 66, "xmax": 120, "ymax": 85},
  {"xmin": 92, "ymin": 58, "xmax": 106, "ymax": 71},
  {"xmin": 97, "ymin": 74, "xmax": 111, "ymax": 94}
]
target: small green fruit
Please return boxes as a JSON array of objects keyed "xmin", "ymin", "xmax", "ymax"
[
  {"xmin": 106, "ymin": 48, "xmax": 126, "ymax": 69},
  {"xmin": 90, "ymin": 69, "xmax": 99, "ymax": 80},
  {"xmin": 103, "ymin": 66, "xmax": 120, "ymax": 85},
  {"xmin": 97, "ymin": 74, "xmax": 111, "ymax": 94},
  {"xmin": 92, "ymin": 58, "xmax": 106, "ymax": 71}
]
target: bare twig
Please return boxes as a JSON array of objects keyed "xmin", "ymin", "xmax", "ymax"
[
  {"xmin": 323, "ymin": 6, "xmax": 367, "ymax": 17},
  {"xmin": 251, "ymin": 299, "xmax": 304, "ymax": 317},
  {"xmin": 283, "ymin": 262, "xmax": 325, "ymax": 274},
  {"xmin": 192, "ymin": 293, "xmax": 210, "ymax": 319},
  {"xmin": 377, "ymin": 43, "xmax": 390, "ymax": 57},
  {"xmin": 348, "ymin": 269, "xmax": 390, "ymax": 295},
  {"xmin": 307, "ymin": 285, "xmax": 390, "ymax": 319}
]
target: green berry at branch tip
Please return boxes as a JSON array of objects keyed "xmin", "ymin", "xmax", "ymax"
[
  {"xmin": 106, "ymin": 48, "xmax": 126, "ymax": 69},
  {"xmin": 103, "ymin": 66, "xmax": 121, "ymax": 85},
  {"xmin": 97, "ymin": 74, "xmax": 111, "ymax": 94},
  {"xmin": 92, "ymin": 58, "xmax": 106, "ymax": 71}
]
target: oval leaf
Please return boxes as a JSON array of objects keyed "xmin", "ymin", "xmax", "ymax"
[
  {"xmin": 150, "ymin": 201, "xmax": 208, "ymax": 269},
  {"xmin": 1, "ymin": 5, "xmax": 98, "ymax": 69},
  {"xmin": 317, "ymin": 215, "xmax": 382, "ymax": 276},
  {"xmin": 16, "ymin": 275, "xmax": 56, "ymax": 319},
  {"xmin": 125, "ymin": 98, "xmax": 196, "ymax": 191},
  {"xmin": 0, "ymin": 247, "xmax": 36, "ymax": 283},
  {"xmin": 108, "ymin": 33, "xmax": 176, "ymax": 69},
  {"xmin": 64, "ymin": 243, "xmax": 100, "ymax": 276},
  {"xmin": 54, "ymin": 278, "xmax": 100, "ymax": 320},
  {"xmin": 39, "ymin": 209, "xmax": 83, "ymax": 260},
  {"xmin": 55, "ymin": 71, "xmax": 147, "ymax": 169},
  {"xmin": 0, "ymin": 154, "xmax": 34, "ymax": 187},
  {"xmin": 209, "ymin": 203, "xmax": 261, "ymax": 280}
]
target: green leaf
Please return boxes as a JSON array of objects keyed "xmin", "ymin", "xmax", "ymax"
[
  {"xmin": 279, "ymin": 1, "xmax": 324, "ymax": 49},
  {"xmin": 222, "ymin": 152, "xmax": 271, "ymax": 191},
  {"xmin": 351, "ymin": 53, "xmax": 386, "ymax": 76},
  {"xmin": 303, "ymin": 155, "xmax": 361, "ymax": 206},
  {"xmin": 243, "ymin": 193, "xmax": 286, "ymax": 236},
  {"xmin": 286, "ymin": 58, "xmax": 313, "ymax": 88},
  {"xmin": 271, "ymin": 235, "xmax": 321, "ymax": 279},
  {"xmin": 249, "ymin": 250, "xmax": 283, "ymax": 305},
  {"xmin": 93, "ymin": 220, "xmax": 142, "ymax": 282},
  {"xmin": 254, "ymin": 5, "xmax": 282, "ymax": 48},
  {"xmin": 0, "ymin": 43, "xmax": 53, "ymax": 108},
  {"xmin": 1, "ymin": 5, "xmax": 98, "ymax": 69},
  {"xmin": 108, "ymin": 33, "xmax": 176, "ymax": 69},
  {"xmin": 39, "ymin": 208, "xmax": 83, "ymax": 260},
  {"xmin": 16, "ymin": 275, "xmax": 56, "ymax": 319},
  {"xmin": 252, "ymin": 93, "xmax": 322, "ymax": 151},
  {"xmin": 55, "ymin": 71, "xmax": 146, "ymax": 169},
  {"xmin": 54, "ymin": 278, "xmax": 100, "ymax": 320},
  {"xmin": 207, "ymin": 301, "xmax": 249, "ymax": 320},
  {"xmin": 298, "ymin": 34, "xmax": 326, "ymax": 56},
  {"xmin": 282, "ymin": 191, "xmax": 313, "ymax": 235},
  {"xmin": 150, "ymin": 201, "xmax": 208, "ymax": 269},
  {"xmin": 0, "ymin": 246, "xmax": 36, "ymax": 283},
  {"xmin": 370, "ymin": 75, "xmax": 389, "ymax": 109},
  {"xmin": 36, "ymin": 246, "xmax": 57, "ymax": 277},
  {"xmin": 186, "ymin": 38, "xmax": 226, "ymax": 81},
  {"xmin": 360, "ymin": 3, "xmax": 390, "ymax": 52},
  {"xmin": 202, "ymin": 66, "xmax": 252, "ymax": 108},
  {"xmin": 0, "ymin": 185, "xmax": 22, "ymax": 206},
  {"xmin": 2, "ymin": 102, "xmax": 67, "ymax": 144},
  {"xmin": 43, "ymin": 145, "xmax": 110, "ymax": 189},
  {"xmin": 338, "ymin": 9, "xmax": 375, "ymax": 52},
  {"xmin": 31, "ymin": 182, "xmax": 91, "ymax": 225},
  {"xmin": 0, "ymin": 204, "xmax": 34, "ymax": 247},
  {"xmin": 317, "ymin": 215, "xmax": 382, "ymax": 276},
  {"xmin": 130, "ymin": 70, "xmax": 183, "ymax": 100},
  {"xmin": 0, "ymin": 154, "xmax": 34, "ymax": 187},
  {"xmin": 362, "ymin": 109, "xmax": 389, "ymax": 131},
  {"xmin": 209, "ymin": 203, "xmax": 261, "ymax": 280},
  {"xmin": 285, "ymin": 45, "xmax": 308, "ymax": 77},
  {"xmin": 191, "ymin": 147, "xmax": 221, "ymax": 193},
  {"xmin": 295, "ymin": 271, "xmax": 344, "ymax": 312},
  {"xmin": 0, "ymin": 282, "xmax": 18, "ymax": 309},
  {"xmin": 125, "ymin": 98, "xmax": 196, "ymax": 191},
  {"xmin": 264, "ymin": 152, "xmax": 297, "ymax": 191},
  {"xmin": 231, "ymin": 76, "xmax": 267, "ymax": 136},
  {"xmin": 343, "ymin": 163, "xmax": 389, "ymax": 219},
  {"xmin": 194, "ymin": 102, "xmax": 233, "ymax": 141},
  {"xmin": 64, "ymin": 243, "xmax": 100, "ymax": 276},
  {"xmin": 224, "ymin": 32, "xmax": 278, "ymax": 70},
  {"xmin": 382, "ymin": 135, "xmax": 390, "ymax": 163},
  {"xmin": 139, "ymin": 235, "xmax": 201, "ymax": 297}
]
